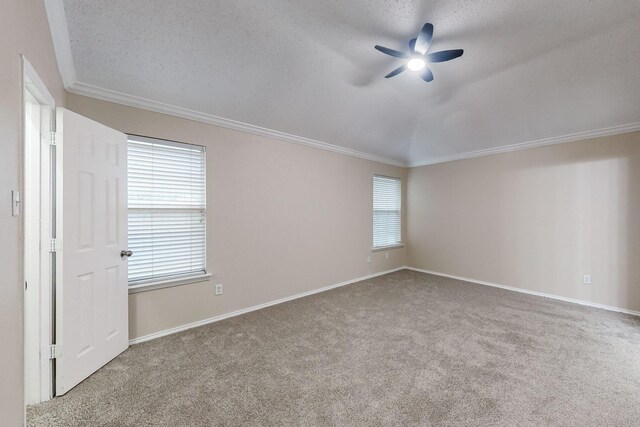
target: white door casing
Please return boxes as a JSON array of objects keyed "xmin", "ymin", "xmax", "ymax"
[
  {"xmin": 55, "ymin": 108, "xmax": 128, "ymax": 395},
  {"xmin": 23, "ymin": 56, "xmax": 57, "ymax": 404}
]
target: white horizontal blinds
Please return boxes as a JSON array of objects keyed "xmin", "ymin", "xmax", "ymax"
[
  {"xmin": 127, "ymin": 136, "xmax": 206, "ymax": 284},
  {"xmin": 373, "ymin": 175, "xmax": 401, "ymax": 248}
]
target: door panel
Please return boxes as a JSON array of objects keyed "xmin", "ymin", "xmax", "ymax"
[{"xmin": 56, "ymin": 108, "xmax": 128, "ymax": 395}]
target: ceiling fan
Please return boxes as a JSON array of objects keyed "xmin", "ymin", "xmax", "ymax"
[{"xmin": 374, "ymin": 23, "xmax": 463, "ymax": 83}]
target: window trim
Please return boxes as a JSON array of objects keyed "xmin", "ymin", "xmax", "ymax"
[
  {"xmin": 128, "ymin": 133, "xmax": 206, "ymax": 152},
  {"xmin": 371, "ymin": 243, "xmax": 404, "ymax": 253},
  {"xmin": 372, "ymin": 174, "xmax": 402, "ymax": 249},
  {"xmin": 126, "ymin": 134, "xmax": 208, "ymax": 292},
  {"xmin": 128, "ymin": 272, "xmax": 212, "ymax": 294}
]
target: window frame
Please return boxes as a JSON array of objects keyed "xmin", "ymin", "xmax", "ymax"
[
  {"xmin": 372, "ymin": 174, "xmax": 403, "ymax": 251},
  {"xmin": 126, "ymin": 134, "xmax": 210, "ymax": 293}
]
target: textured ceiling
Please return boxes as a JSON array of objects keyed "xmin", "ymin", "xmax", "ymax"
[{"xmin": 61, "ymin": 0, "xmax": 640, "ymax": 165}]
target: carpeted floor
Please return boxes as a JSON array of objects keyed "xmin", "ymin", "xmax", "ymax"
[{"xmin": 28, "ymin": 269, "xmax": 640, "ymax": 426}]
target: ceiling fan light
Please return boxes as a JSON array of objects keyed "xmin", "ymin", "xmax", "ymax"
[{"xmin": 407, "ymin": 57, "xmax": 426, "ymax": 71}]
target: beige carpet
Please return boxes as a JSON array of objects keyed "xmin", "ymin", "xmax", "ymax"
[{"xmin": 28, "ymin": 270, "xmax": 640, "ymax": 426}]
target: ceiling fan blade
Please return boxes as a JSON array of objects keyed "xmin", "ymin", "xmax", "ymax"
[
  {"xmin": 374, "ymin": 45, "xmax": 409, "ymax": 59},
  {"xmin": 409, "ymin": 38, "xmax": 417, "ymax": 53},
  {"xmin": 385, "ymin": 65, "xmax": 407, "ymax": 78},
  {"xmin": 427, "ymin": 49, "xmax": 464, "ymax": 63},
  {"xmin": 414, "ymin": 23, "xmax": 434, "ymax": 54},
  {"xmin": 420, "ymin": 67, "xmax": 434, "ymax": 82}
]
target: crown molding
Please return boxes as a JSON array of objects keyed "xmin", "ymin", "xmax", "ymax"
[
  {"xmin": 46, "ymin": 0, "xmax": 639, "ymax": 169},
  {"xmin": 409, "ymin": 121, "xmax": 640, "ymax": 167},
  {"xmin": 66, "ymin": 79, "xmax": 640, "ymax": 170},
  {"xmin": 44, "ymin": 0, "xmax": 76, "ymax": 88},
  {"xmin": 67, "ymin": 82, "xmax": 408, "ymax": 167},
  {"xmin": 44, "ymin": 0, "xmax": 406, "ymax": 167}
]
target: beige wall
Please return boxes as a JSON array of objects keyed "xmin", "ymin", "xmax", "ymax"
[
  {"xmin": 66, "ymin": 94, "xmax": 407, "ymax": 339},
  {"xmin": 2, "ymin": 4, "xmax": 636, "ymax": 422},
  {"xmin": 407, "ymin": 132, "xmax": 640, "ymax": 312},
  {"xmin": 1, "ymin": 0, "xmax": 66, "ymax": 423}
]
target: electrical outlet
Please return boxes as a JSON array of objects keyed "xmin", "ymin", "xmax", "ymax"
[
  {"xmin": 215, "ymin": 284, "xmax": 223, "ymax": 295},
  {"xmin": 583, "ymin": 274, "xmax": 591, "ymax": 285},
  {"xmin": 384, "ymin": 252, "xmax": 389, "ymax": 259},
  {"xmin": 367, "ymin": 256, "xmax": 371, "ymax": 263}
]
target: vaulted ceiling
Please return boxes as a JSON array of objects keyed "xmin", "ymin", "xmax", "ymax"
[{"xmin": 54, "ymin": 0, "xmax": 640, "ymax": 166}]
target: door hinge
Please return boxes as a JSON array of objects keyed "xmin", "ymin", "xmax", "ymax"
[
  {"xmin": 49, "ymin": 344, "xmax": 62, "ymax": 360},
  {"xmin": 50, "ymin": 238, "xmax": 59, "ymax": 253}
]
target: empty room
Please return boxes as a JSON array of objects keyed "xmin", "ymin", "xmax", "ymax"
[{"xmin": 2, "ymin": 0, "xmax": 640, "ymax": 425}]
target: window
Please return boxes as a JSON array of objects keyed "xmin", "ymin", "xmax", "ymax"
[
  {"xmin": 373, "ymin": 175, "xmax": 402, "ymax": 249},
  {"xmin": 127, "ymin": 135, "xmax": 206, "ymax": 285}
]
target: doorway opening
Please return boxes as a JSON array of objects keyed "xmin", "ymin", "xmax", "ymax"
[{"xmin": 23, "ymin": 67, "xmax": 130, "ymax": 408}]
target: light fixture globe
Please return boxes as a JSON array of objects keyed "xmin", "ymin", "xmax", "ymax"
[{"xmin": 407, "ymin": 57, "xmax": 426, "ymax": 71}]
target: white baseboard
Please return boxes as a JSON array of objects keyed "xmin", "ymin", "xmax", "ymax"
[
  {"xmin": 129, "ymin": 266, "xmax": 405, "ymax": 345},
  {"xmin": 404, "ymin": 266, "xmax": 640, "ymax": 317},
  {"xmin": 130, "ymin": 265, "xmax": 638, "ymax": 345}
]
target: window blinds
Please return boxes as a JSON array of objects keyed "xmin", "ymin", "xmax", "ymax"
[
  {"xmin": 127, "ymin": 136, "xmax": 206, "ymax": 284},
  {"xmin": 373, "ymin": 175, "xmax": 401, "ymax": 248}
]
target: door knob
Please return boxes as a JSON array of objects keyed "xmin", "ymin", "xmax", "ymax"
[{"xmin": 120, "ymin": 250, "xmax": 133, "ymax": 258}]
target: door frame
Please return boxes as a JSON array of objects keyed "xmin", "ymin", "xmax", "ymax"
[{"xmin": 22, "ymin": 56, "xmax": 56, "ymax": 404}]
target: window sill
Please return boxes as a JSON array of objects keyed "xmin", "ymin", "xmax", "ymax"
[
  {"xmin": 371, "ymin": 243, "xmax": 404, "ymax": 253},
  {"xmin": 128, "ymin": 273, "xmax": 212, "ymax": 294}
]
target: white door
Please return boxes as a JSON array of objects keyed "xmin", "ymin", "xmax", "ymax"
[{"xmin": 55, "ymin": 108, "xmax": 129, "ymax": 395}]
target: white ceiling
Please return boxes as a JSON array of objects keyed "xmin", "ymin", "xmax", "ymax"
[{"xmin": 57, "ymin": 0, "xmax": 640, "ymax": 166}]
